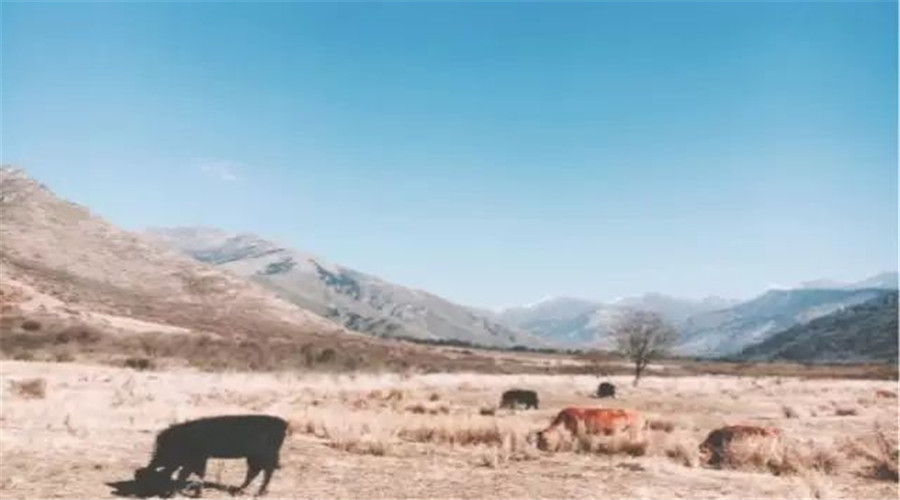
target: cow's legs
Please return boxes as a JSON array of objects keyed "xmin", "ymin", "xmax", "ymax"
[
  {"xmin": 231, "ymin": 460, "xmax": 262, "ymax": 496},
  {"xmin": 256, "ymin": 463, "xmax": 275, "ymax": 496},
  {"xmin": 174, "ymin": 459, "xmax": 206, "ymax": 498}
]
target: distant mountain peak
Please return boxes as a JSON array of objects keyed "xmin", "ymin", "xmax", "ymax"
[
  {"xmin": 796, "ymin": 271, "xmax": 898, "ymax": 291},
  {"xmin": 149, "ymin": 225, "xmax": 546, "ymax": 348}
]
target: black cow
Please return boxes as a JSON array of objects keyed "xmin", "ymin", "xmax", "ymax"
[
  {"xmin": 499, "ymin": 389, "xmax": 539, "ymax": 410},
  {"xmin": 596, "ymin": 382, "xmax": 616, "ymax": 398},
  {"xmin": 134, "ymin": 415, "xmax": 289, "ymax": 497}
]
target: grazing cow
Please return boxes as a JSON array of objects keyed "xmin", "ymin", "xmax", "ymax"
[
  {"xmin": 134, "ymin": 415, "xmax": 290, "ymax": 497},
  {"xmin": 535, "ymin": 407, "xmax": 645, "ymax": 451},
  {"xmin": 596, "ymin": 382, "xmax": 616, "ymax": 398},
  {"xmin": 499, "ymin": 389, "xmax": 539, "ymax": 410},
  {"xmin": 699, "ymin": 425, "xmax": 781, "ymax": 467}
]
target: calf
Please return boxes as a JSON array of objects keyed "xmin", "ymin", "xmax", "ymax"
[
  {"xmin": 135, "ymin": 415, "xmax": 289, "ymax": 497},
  {"xmin": 596, "ymin": 382, "xmax": 616, "ymax": 398},
  {"xmin": 499, "ymin": 389, "xmax": 539, "ymax": 410}
]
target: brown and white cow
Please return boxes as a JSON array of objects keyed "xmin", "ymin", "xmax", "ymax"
[
  {"xmin": 698, "ymin": 425, "xmax": 782, "ymax": 467},
  {"xmin": 534, "ymin": 407, "xmax": 646, "ymax": 451}
]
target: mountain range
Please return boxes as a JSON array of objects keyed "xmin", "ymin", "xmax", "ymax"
[
  {"xmin": 148, "ymin": 221, "xmax": 897, "ymax": 362},
  {"xmin": 675, "ymin": 287, "xmax": 891, "ymax": 357},
  {"xmin": 737, "ymin": 291, "xmax": 898, "ymax": 363},
  {"xmin": 0, "ymin": 166, "xmax": 457, "ymax": 369},
  {"xmin": 494, "ymin": 277, "xmax": 897, "ymax": 360},
  {"xmin": 145, "ymin": 227, "xmax": 544, "ymax": 348},
  {"xmin": 2, "ymin": 166, "xmax": 896, "ymax": 364}
]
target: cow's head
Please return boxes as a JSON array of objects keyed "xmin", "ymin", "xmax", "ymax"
[
  {"xmin": 133, "ymin": 467, "xmax": 173, "ymax": 497},
  {"xmin": 533, "ymin": 428, "xmax": 562, "ymax": 452},
  {"xmin": 697, "ymin": 430, "xmax": 724, "ymax": 466}
]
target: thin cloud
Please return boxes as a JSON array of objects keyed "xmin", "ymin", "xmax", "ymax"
[{"xmin": 198, "ymin": 160, "xmax": 240, "ymax": 182}]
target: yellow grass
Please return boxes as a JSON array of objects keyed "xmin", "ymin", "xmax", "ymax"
[{"xmin": 1, "ymin": 361, "xmax": 897, "ymax": 499}]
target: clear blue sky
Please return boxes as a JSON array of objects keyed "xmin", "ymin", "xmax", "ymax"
[{"xmin": 3, "ymin": 1, "xmax": 897, "ymax": 309}]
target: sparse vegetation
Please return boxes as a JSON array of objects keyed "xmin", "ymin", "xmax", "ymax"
[
  {"xmin": 20, "ymin": 319, "xmax": 41, "ymax": 331},
  {"xmin": 1, "ymin": 362, "xmax": 897, "ymax": 499},
  {"xmin": 835, "ymin": 406, "xmax": 860, "ymax": 417},
  {"xmin": 8, "ymin": 377, "xmax": 46, "ymax": 399},
  {"xmin": 844, "ymin": 424, "xmax": 899, "ymax": 482},
  {"xmin": 782, "ymin": 404, "xmax": 800, "ymax": 419},
  {"xmin": 123, "ymin": 357, "xmax": 155, "ymax": 371}
]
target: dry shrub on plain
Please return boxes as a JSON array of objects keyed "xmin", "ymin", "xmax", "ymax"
[
  {"xmin": 842, "ymin": 424, "xmax": 899, "ymax": 482},
  {"xmin": 648, "ymin": 418, "xmax": 676, "ymax": 433},
  {"xmin": 399, "ymin": 421, "xmax": 505, "ymax": 447},
  {"xmin": 479, "ymin": 407, "xmax": 496, "ymax": 416},
  {"xmin": 835, "ymin": 406, "xmax": 860, "ymax": 417},
  {"xmin": 647, "ymin": 429, "xmax": 699, "ymax": 467},
  {"xmin": 479, "ymin": 432, "xmax": 541, "ymax": 468},
  {"xmin": 782, "ymin": 404, "xmax": 800, "ymax": 419},
  {"xmin": 772, "ymin": 440, "xmax": 844, "ymax": 477},
  {"xmin": 8, "ymin": 377, "xmax": 46, "ymax": 399}
]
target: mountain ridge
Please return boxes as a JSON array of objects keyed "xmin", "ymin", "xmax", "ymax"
[
  {"xmin": 736, "ymin": 291, "xmax": 899, "ymax": 363},
  {"xmin": 146, "ymin": 226, "xmax": 547, "ymax": 348}
]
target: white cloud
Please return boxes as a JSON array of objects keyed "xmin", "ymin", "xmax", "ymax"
[{"xmin": 198, "ymin": 159, "xmax": 240, "ymax": 182}]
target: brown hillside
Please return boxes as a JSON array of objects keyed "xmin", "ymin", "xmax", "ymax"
[{"xmin": 0, "ymin": 166, "xmax": 450, "ymax": 369}]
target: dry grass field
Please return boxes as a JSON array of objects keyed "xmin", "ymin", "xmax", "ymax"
[{"xmin": 1, "ymin": 360, "xmax": 897, "ymax": 499}]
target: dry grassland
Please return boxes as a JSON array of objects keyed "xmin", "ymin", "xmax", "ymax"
[{"xmin": 1, "ymin": 361, "xmax": 897, "ymax": 499}]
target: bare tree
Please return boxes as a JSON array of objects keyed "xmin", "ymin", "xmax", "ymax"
[{"xmin": 612, "ymin": 310, "xmax": 678, "ymax": 386}]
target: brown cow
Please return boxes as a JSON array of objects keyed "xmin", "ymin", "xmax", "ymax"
[
  {"xmin": 699, "ymin": 425, "xmax": 782, "ymax": 467},
  {"xmin": 535, "ymin": 407, "xmax": 646, "ymax": 451}
]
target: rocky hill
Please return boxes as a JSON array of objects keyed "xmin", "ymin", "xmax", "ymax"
[
  {"xmin": 0, "ymin": 166, "xmax": 448, "ymax": 369},
  {"xmin": 736, "ymin": 291, "xmax": 898, "ymax": 363},
  {"xmin": 146, "ymin": 227, "xmax": 546, "ymax": 348},
  {"xmin": 676, "ymin": 288, "xmax": 891, "ymax": 357}
]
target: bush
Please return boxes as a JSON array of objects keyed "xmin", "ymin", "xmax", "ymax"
[
  {"xmin": 782, "ymin": 405, "xmax": 800, "ymax": 419},
  {"xmin": 9, "ymin": 378, "xmax": 46, "ymax": 399},
  {"xmin": 648, "ymin": 419, "xmax": 675, "ymax": 433},
  {"xmin": 124, "ymin": 357, "xmax": 155, "ymax": 371},
  {"xmin": 835, "ymin": 407, "xmax": 859, "ymax": 417},
  {"xmin": 21, "ymin": 319, "xmax": 42, "ymax": 331},
  {"xmin": 844, "ymin": 425, "xmax": 899, "ymax": 482},
  {"xmin": 54, "ymin": 351, "xmax": 75, "ymax": 362}
]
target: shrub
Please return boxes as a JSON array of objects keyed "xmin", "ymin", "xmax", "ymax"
[
  {"xmin": 648, "ymin": 419, "xmax": 675, "ymax": 433},
  {"xmin": 782, "ymin": 405, "xmax": 800, "ymax": 419},
  {"xmin": 54, "ymin": 351, "xmax": 75, "ymax": 363},
  {"xmin": 12, "ymin": 351, "xmax": 35, "ymax": 361},
  {"xmin": 9, "ymin": 378, "xmax": 46, "ymax": 399},
  {"xmin": 406, "ymin": 404, "xmax": 427, "ymax": 414},
  {"xmin": 54, "ymin": 325, "xmax": 102, "ymax": 344},
  {"xmin": 124, "ymin": 357, "xmax": 155, "ymax": 371},
  {"xmin": 834, "ymin": 407, "xmax": 859, "ymax": 417},
  {"xmin": 665, "ymin": 441, "xmax": 697, "ymax": 467},
  {"xmin": 21, "ymin": 319, "xmax": 42, "ymax": 331},
  {"xmin": 844, "ymin": 425, "xmax": 899, "ymax": 482}
]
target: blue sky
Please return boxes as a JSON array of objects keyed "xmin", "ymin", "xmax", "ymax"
[{"xmin": 2, "ymin": 1, "xmax": 897, "ymax": 309}]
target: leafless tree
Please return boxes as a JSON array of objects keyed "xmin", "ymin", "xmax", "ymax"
[{"xmin": 612, "ymin": 309, "xmax": 678, "ymax": 386}]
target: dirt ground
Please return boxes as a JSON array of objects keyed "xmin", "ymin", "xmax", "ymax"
[{"xmin": 1, "ymin": 361, "xmax": 897, "ymax": 499}]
